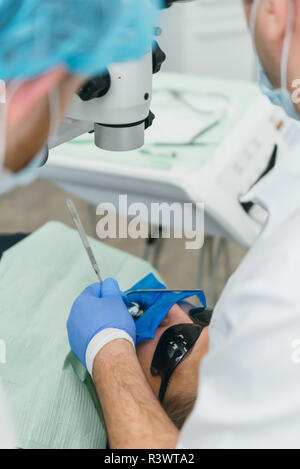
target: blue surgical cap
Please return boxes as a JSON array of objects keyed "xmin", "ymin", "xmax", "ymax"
[{"xmin": 0, "ymin": 0, "xmax": 162, "ymax": 80}]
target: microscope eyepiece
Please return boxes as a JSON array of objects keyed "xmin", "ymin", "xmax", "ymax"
[
  {"xmin": 78, "ymin": 72, "xmax": 111, "ymax": 102},
  {"xmin": 163, "ymin": 0, "xmax": 194, "ymax": 8},
  {"xmin": 152, "ymin": 42, "xmax": 166, "ymax": 74}
]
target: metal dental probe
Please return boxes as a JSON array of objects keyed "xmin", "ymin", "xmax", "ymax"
[
  {"xmin": 66, "ymin": 198, "xmax": 144, "ymax": 318},
  {"xmin": 66, "ymin": 199, "xmax": 204, "ymax": 316},
  {"xmin": 66, "ymin": 198, "xmax": 103, "ymax": 284},
  {"xmin": 127, "ymin": 289, "xmax": 205, "ymax": 295}
]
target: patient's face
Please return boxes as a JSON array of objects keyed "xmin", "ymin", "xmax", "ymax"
[{"xmin": 136, "ymin": 304, "xmax": 209, "ymax": 402}]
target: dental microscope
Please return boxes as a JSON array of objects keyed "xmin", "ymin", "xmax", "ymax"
[{"xmin": 50, "ymin": 0, "xmax": 194, "ymax": 153}]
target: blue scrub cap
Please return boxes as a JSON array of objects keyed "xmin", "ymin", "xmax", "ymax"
[{"xmin": 0, "ymin": 0, "xmax": 162, "ymax": 80}]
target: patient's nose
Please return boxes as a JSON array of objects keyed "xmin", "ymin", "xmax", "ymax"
[{"xmin": 159, "ymin": 304, "xmax": 193, "ymax": 328}]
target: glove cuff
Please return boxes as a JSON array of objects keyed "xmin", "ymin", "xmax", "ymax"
[{"xmin": 86, "ymin": 328, "xmax": 135, "ymax": 376}]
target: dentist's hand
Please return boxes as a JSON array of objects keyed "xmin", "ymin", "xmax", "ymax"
[{"xmin": 67, "ymin": 278, "xmax": 136, "ymax": 375}]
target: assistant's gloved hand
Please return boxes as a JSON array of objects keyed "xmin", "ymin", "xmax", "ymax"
[{"xmin": 67, "ymin": 278, "xmax": 136, "ymax": 375}]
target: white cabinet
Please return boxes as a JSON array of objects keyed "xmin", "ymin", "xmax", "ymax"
[{"xmin": 160, "ymin": 0, "xmax": 256, "ymax": 81}]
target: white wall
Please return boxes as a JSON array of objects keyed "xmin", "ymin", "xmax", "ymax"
[{"xmin": 159, "ymin": 0, "xmax": 256, "ymax": 81}]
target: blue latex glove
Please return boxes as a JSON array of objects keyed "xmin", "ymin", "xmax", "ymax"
[
  {"xmin": 126, "ymin": 274, "xmax": 207, "ymax": 344},
  {"xmin": 67, "ymin": 278, "xmax": 136, "ymax": 374}
]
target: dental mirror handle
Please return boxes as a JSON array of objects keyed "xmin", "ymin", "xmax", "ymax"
[
  {"xmin": 66, "ymin": 198, "xmax": 103, "ymax": 284},
  {"xmin": 126, "ymin": 289, "xmax": 204, "ymax": 295}
]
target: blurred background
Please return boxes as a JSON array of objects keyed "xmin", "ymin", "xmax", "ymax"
[{"xmin": 160, "ymin": 0, "xmax": 254, "ymax": 80}]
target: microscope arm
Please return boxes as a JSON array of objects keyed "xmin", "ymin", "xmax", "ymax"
[{"xmin": 50, "ymin": 0, "xmax": 194, "ymax": 153}]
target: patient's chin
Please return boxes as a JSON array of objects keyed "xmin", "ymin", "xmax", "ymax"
[{"xmin": 158, "ymin": 316, "xmax": 170, "ymax": 328}]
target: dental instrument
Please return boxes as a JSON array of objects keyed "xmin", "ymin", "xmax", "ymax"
[
  {"xmin": 67, "ymin": 198, "xmax": 205, "ymax": 317},
  {"xmin": 66, "ymin": 198, "xmax": 145, "ymax": 318},
  {"xmin": 66, "ymin": 198, "xmax": 103, "ymax": 284}
]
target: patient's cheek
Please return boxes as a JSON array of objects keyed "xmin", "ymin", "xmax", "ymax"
[
  {"xmin": 136, "ymin": 339, "xmax": 159, "ymax": 390},
  {"xmin": 136, "ymin": 340, "xmax": 154, "ymax": 373},
  {"xmin": 200, "ymin": 327, "xmax": 209, "ymax": 355},
  {"xmin": 136, "ymin": 340, "xmax": 147, "ymax": 361},
  {"xmin": 183, "ymin": 327, "xmax": 209, "ymax": 377}
]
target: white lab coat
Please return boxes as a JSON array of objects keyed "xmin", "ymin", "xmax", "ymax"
[
  {"xmin": 0, "ymin": 383, "xmax": 15, "ymax": 449},
  {"xmin": 178, "ymin": 140, "xmax": 300, "ymax": 449}
]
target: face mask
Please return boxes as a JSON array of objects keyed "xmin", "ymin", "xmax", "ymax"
[
  {"xmin": 0, "ymin": 83, "xmax": 60, "ymax": 195},
  {"xmin": 0, "ymin": 145, "xmax": 48, "ymax": 196},
  {"xmin": 250, "ymin": 0, "xmax": 299, "ymax": 121}
]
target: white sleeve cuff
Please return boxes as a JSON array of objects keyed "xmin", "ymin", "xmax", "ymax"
[{"xmin": 85, "ymin": 328, "xmax": 135, "ymax": 376}]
